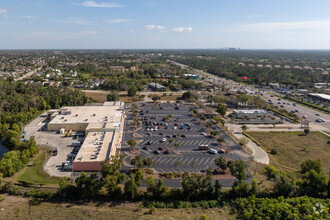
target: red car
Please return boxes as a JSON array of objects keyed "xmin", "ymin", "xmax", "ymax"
[
  {"xmin": 158, "ymin": 147, "xmax": 165, "ymax": 151},
  {"xmin": 158, "ymin": 126, "xmax": 161, "ymax": 129},
  {"xmin": 164, "ymin": 150, "xmax": 170, "ymax": 154}
]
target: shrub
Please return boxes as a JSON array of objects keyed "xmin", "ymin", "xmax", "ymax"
[
  {"xmin": 270, "ymin": 149, "xmax": 278, "ymax": 155},
  {"xmin": 200, "ymin": 215, "xmax": 207, "ymax": 220}
]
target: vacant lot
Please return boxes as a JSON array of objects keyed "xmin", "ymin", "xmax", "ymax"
[
  {"xmin": 0, "ymin": 195, "xmax": 234, "ymax": 220},
  {"xmin": 248, "ymin": 131, "xmax": 330, "ymax": 174},
  {"xmin": 83, "ymin": 90, "xmax": 108, "ymax": 102}
]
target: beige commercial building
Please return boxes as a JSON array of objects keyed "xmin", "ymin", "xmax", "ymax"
[{"xmin": 47, "ymin": 101, "xmax": 125, "ymax": 171}]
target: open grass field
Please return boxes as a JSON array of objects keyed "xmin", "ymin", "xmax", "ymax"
[
  {"xmin": 16, "ymin": 152, "xmax": 59, "ymax": 186},
  {"xmin": 248, "ymin": 131, "xmax": 330, "ymax": 175},
  {"xmin": 159, "ymin": 95, "xmax": 181, "ymax": 101},
  {"xmin": 0, "ymin": 195, "xmax": 235, "ymax": 220},
  {"xmin": 83, "ymin": 90, "xmax": 108, "ymax": 102}
]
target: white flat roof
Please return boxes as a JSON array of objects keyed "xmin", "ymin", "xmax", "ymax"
[
  {"xmin": 234, "ymin": 109, "xmax": 268, "ymax": 114},
  {"xmin": 308, "ymin": 93, "xmax": 330, "ymax": 101},
  {"xmin": 48, "ymin": 101, "xmax": 123, "ymax": 129},
  {"xmin": 74, "ymin": 131, "xmax": 114, "ymax": 163}
]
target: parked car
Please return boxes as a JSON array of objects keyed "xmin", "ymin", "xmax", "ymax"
[
  {"xmin": 161, "ymin": 138, "xmax": 167, "ymax": 142},
  {"xmin": 315, "ymin": 113, "xmax": 320, "ymax": 116},
  {"xmin": 181, "ymin": 134, "xmax": 186, "ymax": 138},
  {"xmin": 198, "ymin": 144, "xmax": 210, "ymax": 150},
  {"xmin": 201, "ymin": 132, "xmax": 207, "ymax": 136},
  {"xmin": 158, "ymin": 147, "xmax": 165, "ymax": 151},
  {"xmin": 208, "ymin": 149, "xmax": 217, "ymax": 154},
  {"xmin": 218, "ymin": 149, "xmax": 225, "ymax": 154},
  {"xmin": 153, "ymin": 150, "xmax": 160, "ymax": 154},
  {"xmin": 164, "ymin": 150, "xmax": 170, "ymax": 154},
  {"xmin": 142, "ymin": 146, "xmax": 148, "ymax": 150}
]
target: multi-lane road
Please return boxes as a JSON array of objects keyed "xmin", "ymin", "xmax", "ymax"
[{"xmin": 169, "ymin": 60, "xmax": 330, "ymax": 131}]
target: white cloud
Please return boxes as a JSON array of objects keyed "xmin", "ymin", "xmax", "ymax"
[
  {"xmin": 56, "ymin": 17, "xmax": 90, "ymax": 26},
  {"xmin": 235, "ymin": 20, "xmax": 330, "ymax": 34},
  {"xmin": 0, "ymin": 9, "xmax": 7, "ymax": 13},
  {"xmin": 144, "ymin": 25, "xmax": 165, "ymax": 30},
  {"xmin": 172, "ymin": 27, "xmax": 192, "ymax": 33},
  {"xmin": 81, "ymin": 30, "xmax": 96, "ymax": 35},
  {"xmin": 245, "ymin": 15, "xmax": 260, "ymax": 18},
  {"xmin": 18, "ymin": 16, "xmax": 36, "ymax": 19},
  {"xmin": 81, "ymin": 1, "xmax": 123, "ymax": 8},
  {"xmin": 107, "ymin": 18, "xmax": 130, "ymax": 24}
]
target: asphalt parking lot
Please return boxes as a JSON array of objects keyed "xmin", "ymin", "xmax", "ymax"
[{"xmin": 123, "ymin": 102, "xmax": 250, "ymax": 174}]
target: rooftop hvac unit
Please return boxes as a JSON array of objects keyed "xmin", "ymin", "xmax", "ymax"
[
  {"xmin": 93, "ymin": 114, "xmax": 96, "ymax": 116},
  {"xmin": 85, "ymin": 119, "xmax": 88, "ymax": 121},
  {"xmin": 75, "ymin": 114, "xmax": 78, "ymax": 117}
]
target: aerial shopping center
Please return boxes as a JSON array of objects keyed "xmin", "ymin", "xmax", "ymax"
[{"xmin": 46, "ymin": 101, "xmax": 125, "ymax": 171}]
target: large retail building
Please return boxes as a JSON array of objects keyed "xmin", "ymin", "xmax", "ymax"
[{"xmin": 47, "ymin": 101, "xmax": 125, "ymax": 171}]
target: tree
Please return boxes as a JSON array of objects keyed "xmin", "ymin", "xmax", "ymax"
[
  {"xmin": 175, "ymin": 161, "xmax": 182, "ymax": 172},
  {"xmin": 217, "ymin": 137, "xmax": 224, "ymax": 145},
  {"xmin": 190, "ymin": 160, "xmax": 197, "ymax": 171},
  {"xmin": 127, "ymin": 85, "xmax": 137, "ymax": 97},
  {"xmin": 169, "ymin": 138, "xmax": 174, "ymax": 143},
  {"xmin": 131, "ymin": 155, "xmax": 144, "ymax": 168},
  {"xmin": 107, "ymin": 92, "xmax": 119, "ymax": 101},
  {"xmin": 143, "ymin": 157, "xmax": 153, "ymax": 167},
  {"xmin": 151, "ymin": 95, "xmax": 160, "ymax": 102},
  {"xmin": 215, "ymin": 157, "xmax": 227, "ymax": 173},
  {"xmin": 300, "ymin": 159, "xmax": 328, "ymax": 197},
  {"xmin": 127, "ymin": 139, "xmax": 137, "ymax": 151},
  {"xmin": 210, "ymin": 130, "xmax": 219, "ymax": 137},
  {"xmin": 304, "ymin": 128, "xmax": 310, "ymax": 136},
  {"xmin": 239, "ymin": 137, "xmax": 249, "ymax": 146},
  {"xmin": 75, "ymin": 172, "xmax": 101, "ymax": 199},
  {"xmin": 229, "ymin": 159, "xmax": 246, "ymax": 182},
  {"xmin": 216, "ymin": 103, "xmax": 227, "ymax": 116},
  {"xmin": 174, "ymin": 143, "xmax": 180, "ymax": 148}
]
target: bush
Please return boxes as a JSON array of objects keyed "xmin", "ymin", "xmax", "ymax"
[
  {"xmin": 200, "ymin": 215, "xmax": 207, "ymax": 220},
  {"xmin": 264, "ymin": 165, "xmax": 278, "ymax": 179},
  {"xmin": 270, "ymin": 149, "xmax": 278, "ymax": 155}
]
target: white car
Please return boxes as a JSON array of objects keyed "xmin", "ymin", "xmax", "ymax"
[
  {"xmin": 161, "ymin": 138, "xmax": 167, "ymax": 142},
  {"xmin": 201, "ymin": 132, "xmax": 207, "ymax": 136},
  {"xmin": 208, "ymin": 149, "xmax": 217, "ymax": 154},
  {"xmin": 173, "ymin": 126, "xmax": 177, "ymax": 130},
  {"xmin": 302, "ymin": 115, "xmax": 308, "ymax": 118}
]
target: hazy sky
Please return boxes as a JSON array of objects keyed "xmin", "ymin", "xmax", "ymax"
[{"xmin": 1, "ymin": 0, "xmax": 330, "ymax": 49}]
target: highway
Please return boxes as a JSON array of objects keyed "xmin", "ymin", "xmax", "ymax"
[{"xmin": 168, "ymin": 60, "xmax": 330, "ymax": 131}]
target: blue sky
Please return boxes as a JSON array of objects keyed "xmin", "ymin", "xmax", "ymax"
[{"xmin": 0, "ymin": 0, "xmax": 330, "ymax": 49}]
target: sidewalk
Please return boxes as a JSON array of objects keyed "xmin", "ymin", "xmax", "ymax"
[{"xmin": 227, "ymin": 124, "xmax": 270, "ymax": 165}]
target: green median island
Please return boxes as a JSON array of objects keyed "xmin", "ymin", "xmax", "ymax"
[
  {"xmin": 248, "ymin": 131, "xmax": 330, "ymax": 174},
  {"xmin": 17, "ymin": 151, "xmax": 59, "ymax": 186}
]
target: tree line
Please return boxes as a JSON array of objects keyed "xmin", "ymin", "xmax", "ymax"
[{"xmin": 0, "ymin": 79, "xmax": 88, "ymax": 177}]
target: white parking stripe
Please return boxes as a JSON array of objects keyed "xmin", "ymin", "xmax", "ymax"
[
  {"xmin": 198, "ymin": 158, "xmax": 204, "ymax": 166},
  {"xmin": 181, "ymin": 158, "xmax": 189, "ymax": 165},
  {"xmin": 170, "ymin": 157, "xmax": 178, "ymax": 165},
  {"xmin": 187, "ymin": 158, "xmax": 194, "ymax": 165},
  {"xmin": 204, "ymin": 158, "xmax": 210, "ymax": 165},
  {"xmin": 163, "ymin": 158, "xmax": 172, "ymax": 165},
  {"xmin": 210, "ymin": 158, "xmax": 215, "ymax": 165}
]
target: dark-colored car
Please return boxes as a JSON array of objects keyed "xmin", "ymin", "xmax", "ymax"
[
  {"xmin": 142, "ymin": 146, "xmax": 148, "ymax": 150},
  {"xmin": 164, "ymin": 150, "xmax": 170, "ymax": 154},
  {"xmin": 158, "ymin": 147, "xmax": 165, "ymax": 151},
  {"xmin": 153, "ymin": 150, "xmax": 160, "ymax": 154},
  {"xmin": 181, "ymin": 134, "xmax": 186, "ymax": 138}
]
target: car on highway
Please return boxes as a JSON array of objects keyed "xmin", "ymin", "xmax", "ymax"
[{"xmin": 316, "ymin": 118, "xmax": 325, "ymax": 122}]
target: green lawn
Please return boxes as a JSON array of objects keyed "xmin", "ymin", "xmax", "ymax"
[
  {"xmin": 248, "ymin": 131, "xmax": 330, "ymax": 175},
  {"xmin": 17, "ymin": 152, "xmax": 59, "ymax": 186}
]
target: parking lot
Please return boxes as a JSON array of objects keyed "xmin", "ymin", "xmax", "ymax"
[{"xmin": 123, "ymin": 102, "xmax": 250, "ymax": 174}]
